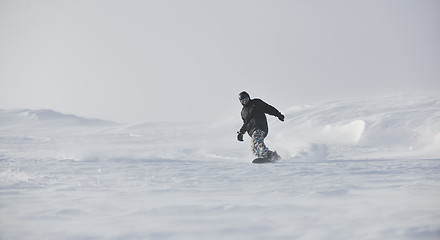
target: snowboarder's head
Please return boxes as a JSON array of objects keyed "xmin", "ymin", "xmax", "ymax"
[{"xmin": 239, "ymin": 91, "xmax": 250, "ymax": 105}]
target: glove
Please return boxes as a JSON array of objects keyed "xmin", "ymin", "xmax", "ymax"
[
  {"xmin": 237, "ymin": 132, "xmax": 244, "ymax": 142},
  {"xmin": 278, "ymin": 114, "xmax": 285, "ymax": 122}
]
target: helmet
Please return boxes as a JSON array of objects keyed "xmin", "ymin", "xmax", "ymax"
[
  {"xmin": 238, "ymin": 91, "xmax": 250, "ymax": 100},
  {"xmin": 238, "ymin": 91, "xmax": 250, "ymax": 105}
]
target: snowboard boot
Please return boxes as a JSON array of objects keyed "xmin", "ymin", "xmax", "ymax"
[
  {"xmin": 266, "ymin": 151, "xmax": 281, "ymax": 161},
  {"xmin": 270, "ymin": 151, "xmax": 281, "ymax": 162}
]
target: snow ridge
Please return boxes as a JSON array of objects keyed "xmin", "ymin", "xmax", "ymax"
[
  {"xmin": 0, "ymin": 93, "xmax": 439, "ymax": 161},
  {"xmin": 0, "ymin": 109, "xmax": 117, "ymax": 127}
]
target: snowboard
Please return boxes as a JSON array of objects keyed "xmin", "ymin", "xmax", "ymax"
[
  {"xmin": 252, "ymin": 158, "xmax": 273, "ymax": 163},
  {"xmin": 252, "ymin": 152, "xmax": 281, "ymax": 163}
]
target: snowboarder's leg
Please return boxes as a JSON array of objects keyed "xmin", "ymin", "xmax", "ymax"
[{"xmin": 251, "ymin": 130, "xmax": 271, "ymax": 158}]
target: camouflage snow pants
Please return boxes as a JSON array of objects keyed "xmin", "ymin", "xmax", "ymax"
[{"xmin": 251, "ymin": 129, "xmax": 271, "ymax": 158}]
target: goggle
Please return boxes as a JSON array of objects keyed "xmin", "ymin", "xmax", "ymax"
[{"xmin": 240, "ymin": 97, "xmax": 250, "ymax": 104}]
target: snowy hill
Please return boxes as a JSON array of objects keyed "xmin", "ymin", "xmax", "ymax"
[{"xmin": 272, "ymin": 93, "xmax": 440, "ymax": 161}]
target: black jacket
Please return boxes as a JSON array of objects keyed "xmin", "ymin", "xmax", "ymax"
[{"xmin": 239, "ymin": 98, "xmax": 282, "ymax": 137}]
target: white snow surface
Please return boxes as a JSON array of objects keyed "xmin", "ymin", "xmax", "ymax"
[{"xmin": 1, "ymin": 93, "xmax": 439, "ymax": 240}]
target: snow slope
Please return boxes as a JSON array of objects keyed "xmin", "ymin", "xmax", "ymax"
[{"xmin": 0, "ymin": 93, "xmax": 439, "ymax": 240}]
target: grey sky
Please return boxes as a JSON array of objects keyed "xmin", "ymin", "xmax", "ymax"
[{"xmin": 1, "ymin": 0, "xmax": 439, "ymax": 123}]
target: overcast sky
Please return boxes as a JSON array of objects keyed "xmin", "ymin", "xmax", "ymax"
[{"xmin": 1, "ymin": 0, "xmax": 439, "ymax": 123}]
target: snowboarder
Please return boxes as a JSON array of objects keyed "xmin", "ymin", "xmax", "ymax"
[{"xmin": 237, "ymin": 91, "xmax": 284, "ymax": 161}]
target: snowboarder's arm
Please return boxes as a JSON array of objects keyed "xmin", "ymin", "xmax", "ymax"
[
  {"xmin": 239, "ymin": 118, "xmax": 247, "ymax": 134},
  {"xmin": 258, "ymin": 99, "xmax": 284, "ymax": 120},
  {"xmin": 237, "ymin": 117, "xmax": 246, "ymax": 141}
]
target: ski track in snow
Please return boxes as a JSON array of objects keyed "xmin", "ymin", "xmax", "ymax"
[{"xmin": 0, "ymin": 93, "xmax": 439, "ymax": 240}]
